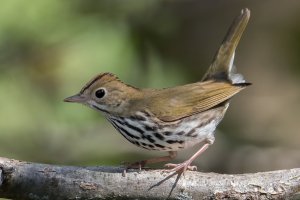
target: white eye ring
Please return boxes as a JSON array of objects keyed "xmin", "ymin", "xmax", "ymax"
[{"xmin": 94, "ymin": 87, "xmax": 107, "ymax": 99}]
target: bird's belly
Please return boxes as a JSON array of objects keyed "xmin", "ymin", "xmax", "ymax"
[
  {"xmin": 153, "ymin": 118, "xmax": 219, "ymax": 151},
  {"xmin": 107, "ymin": 104, "xmax": 228, "ymax": 151}
]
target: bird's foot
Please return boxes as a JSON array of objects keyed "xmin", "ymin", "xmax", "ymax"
[
  {"xmin": 121, "ymin": 160, "xmax": 147, "ymax": 176},
  {"xmin": 164, "ymin": 161, "xmax": 197, "ymax": 174},
  {"xmin": 122, "ymin": 160, "xmax": 147, "ymax": 170}
]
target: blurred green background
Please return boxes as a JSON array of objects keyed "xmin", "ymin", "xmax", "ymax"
[{"xmin": 1, "ymin": 0, "xmax": 300, "ymax": 174}]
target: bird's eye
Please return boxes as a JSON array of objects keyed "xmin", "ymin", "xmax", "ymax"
[{"xmin": 95, "ymin": 88, "xmax": 106, "ymax": 99}]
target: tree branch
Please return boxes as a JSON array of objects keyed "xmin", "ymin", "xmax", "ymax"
[{"xmin": 0, "ymin": 157, "xmax": 300, "ymax": 199}]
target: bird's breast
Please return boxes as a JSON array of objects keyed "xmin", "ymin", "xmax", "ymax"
[{"xmin": 106, "ymin": 104, "xmax": 229, "ymax": 151}]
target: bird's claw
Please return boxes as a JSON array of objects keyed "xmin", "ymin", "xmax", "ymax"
[
  {"xmin": 121, "ymin": 160, "xmax": 148, "ymax": 176},
  {"xmin": 164, "ymin": 162, "xmax": 197, "ymax": 174}
]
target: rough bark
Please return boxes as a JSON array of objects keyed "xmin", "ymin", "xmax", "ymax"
[{"xmin": 0, "ymin": 157, "xmax": 300, "ymax": 200}]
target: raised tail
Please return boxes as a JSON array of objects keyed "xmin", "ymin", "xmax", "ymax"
[{"xmin": 202, "ymin": 8, "xmax": 250, "ymax": 84}]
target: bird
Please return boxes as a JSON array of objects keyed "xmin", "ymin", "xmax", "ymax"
[{"xmin": 64, "ymin": 8, "xmax": 251, "ymax": 174}]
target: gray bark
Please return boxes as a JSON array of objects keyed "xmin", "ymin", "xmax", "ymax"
[{"xmin": 0, "ymin": 157, "xmax": 300, "ymax": 200}]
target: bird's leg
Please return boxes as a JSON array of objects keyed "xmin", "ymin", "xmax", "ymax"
[
  {"xmin": 124, "ymin": 151, "xmax": 177, "ymax": 171},
  {"xmin": 165, "ymin": 139, "xmax": 213, "ymax": 174}
]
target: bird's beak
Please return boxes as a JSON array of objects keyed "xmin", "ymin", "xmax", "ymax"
[{"xmin": 64, "ymin": 94, "xmax": 87, "ymax": 103}]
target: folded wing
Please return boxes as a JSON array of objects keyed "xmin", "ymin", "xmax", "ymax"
[{"xmin": 144, "ymin": 81, "xmax": 249, "ymax": 122}]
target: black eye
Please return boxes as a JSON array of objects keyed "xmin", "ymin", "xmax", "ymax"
[{"xmin": 95, "ymin": 88, "xmax": 106, "ymax": 99}]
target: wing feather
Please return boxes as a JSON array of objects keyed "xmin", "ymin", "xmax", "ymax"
[{"xmin": 143, "ymin": 81, "xmax": 247, "ymax": 122}]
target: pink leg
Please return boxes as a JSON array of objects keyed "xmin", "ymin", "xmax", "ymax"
[
  {"xmin": 125, "ymin": 151, "xmax": 177, "ymax": 170},
  {"xmin": 165, "ymin": 142, "xmax": 211, "ymax": 174}
]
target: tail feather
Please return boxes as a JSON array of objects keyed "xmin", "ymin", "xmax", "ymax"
[
  {"xmin": 233, "ymin": 82, "xmax": 252, "ymax": 87},
  {"xmin": 202, "ymin": 8, "xmax": 250, "ymax": 84}
]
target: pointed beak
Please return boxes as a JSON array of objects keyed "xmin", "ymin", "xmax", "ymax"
[{"xmin": 64, "ymin": 94, "xmax": 87, "ymax": 103}]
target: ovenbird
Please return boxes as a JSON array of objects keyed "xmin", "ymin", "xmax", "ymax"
[{"xmin": 64, "ymin": 9, "xmax": 251, "ymax": 173}]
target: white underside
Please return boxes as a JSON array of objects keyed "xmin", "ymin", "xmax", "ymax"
[{"xmin": 107, "ymin": 103, "xmax": 229, "ymax": 151}]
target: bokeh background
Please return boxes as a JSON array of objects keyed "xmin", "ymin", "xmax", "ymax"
[{"xmin": 1, "ymin": 0, "xmax": 300, "ymax": 175}]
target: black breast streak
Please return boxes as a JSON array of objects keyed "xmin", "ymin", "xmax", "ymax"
[
  {"xmin": 154, "ymin": 132, "xmax": 165, "ymax": 141},
  {"xmin": 112, "ymin": 121, "xmax": 140, "ymax": 140},
  {"xmin": 154, "ymin": 143, "xmax": 165, "ymax": 149},
  {"xmin": 144, "ymin": 125, "xmax": 157, "ymax": 132},
  {"xmin": 110, "ymin": 121, "xmax": 135, "ymax": 144},
  {"xmin": 166, "ymin": 140, "xmax": 184, "ymax": 144},
  {"xmin": 186, "ymin": 129, "xmax": 195, "ymax": 137},
  {"xmin": 140, "ymin": 146, "xmax": 150, "ymax": 150},
  {"xmin": 123, "ymin": 120, "xmax": 144, "ymax": 135},
  {"xmin": 132, "ymin": 140, "xmax": 151, "ymax": 150},
  {"xmin": 140, "ymin": 142, "xmax": 154, "ymax": 150},
  {"xmin": 141, "ymin": 142, "xmax": 146, "ymax": 146},
  {"xmin": 164, "ymin": 131, "xmax": 173, "ymax": 136},
  {"xmin": 112, "ymin": 118, "xmax": 125, "ymax": 125},
  {"xmin": 133, "ymin": 141, "xmax": 141, "ymax": 146},
  {"xmin": 144, "ymin": 135, "xmax": 155, "ymax": 143},
  {"xmin": 176, "ymin": 131, "xmax": 185, "ymax": 136}
]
